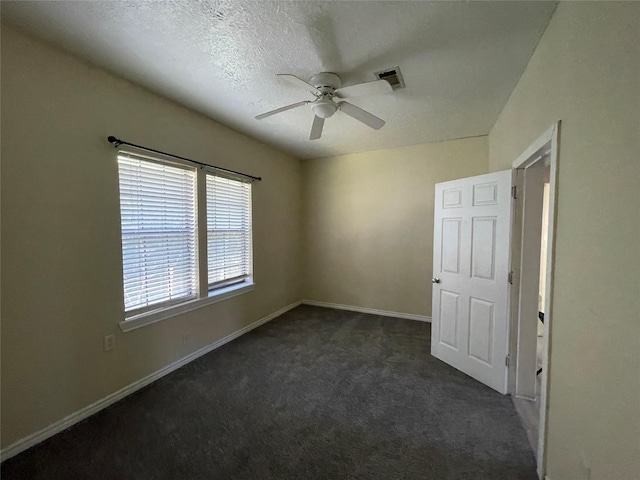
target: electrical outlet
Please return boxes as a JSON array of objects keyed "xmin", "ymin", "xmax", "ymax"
[
  {"xmin": 104, "ymin": 334, "xmax": 115, "ymax": 352},
  {"xmin": 182, "ymin": 333, "xmax": 190, "ymax": 345}
]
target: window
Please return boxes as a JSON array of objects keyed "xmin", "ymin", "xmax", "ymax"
[
  {"xmin": 116, "ymin": 152, "xmax": 253, "ymax": 329},
  {"xmin": 206, "ymin": 174, "xmax": 252, "ymax": 290},
  {"xmin": 117, "ymin": 153, "xmax": 198, "ymax": 314}
]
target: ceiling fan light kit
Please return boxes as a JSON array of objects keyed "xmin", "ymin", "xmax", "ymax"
[
  {"xmin": 255, "ymin": 71, "xmax": 393, "ymax": 140},
  {"xmin": 312, "ymin": 101, "xmax": 337, "ymax": 119}
]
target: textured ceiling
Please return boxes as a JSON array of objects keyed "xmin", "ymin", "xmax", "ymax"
[{"xmin": 1, "ymin": 1, "xmax": 557, "ymax": 159}]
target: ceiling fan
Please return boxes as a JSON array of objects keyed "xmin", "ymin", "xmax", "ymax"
[{"xmin": 255, "ymin": 72, "xmax": 392, "ymax": 140}]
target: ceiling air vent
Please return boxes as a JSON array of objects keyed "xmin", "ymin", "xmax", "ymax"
[{"xmin": 375, "ymin": 66, "xmax": 405, "ymax": 91}]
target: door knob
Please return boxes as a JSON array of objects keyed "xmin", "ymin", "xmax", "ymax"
[{"xmin": 432, "ymin": 277, "xmax": 440, "ymax": 284}]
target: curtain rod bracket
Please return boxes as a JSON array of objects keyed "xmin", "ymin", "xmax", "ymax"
[
  {"xmin": 106, "ymin": 135, "xmax": 262, "ymax": 182},
  {"xmin": 107, "ymin": 136, "xmax": 124, "ymax": 148}
]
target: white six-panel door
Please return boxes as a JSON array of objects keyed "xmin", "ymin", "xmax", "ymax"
[{"xmin": 431, "ymin": 170, "xmax": 512, "ymax": 394}]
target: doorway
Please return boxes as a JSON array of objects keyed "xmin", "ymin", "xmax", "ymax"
[
  {"xmin": 508, "ymin": 122, "xmax": 559, "ymax": 480},
  {"xmin": 511, "ymin": 157, "xmax": 549, "ymax": 444}
]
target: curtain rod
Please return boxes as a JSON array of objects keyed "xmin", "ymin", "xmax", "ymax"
[{"xmin": 107, "ymin": 136, "xmax": 262, "ymax": 182}]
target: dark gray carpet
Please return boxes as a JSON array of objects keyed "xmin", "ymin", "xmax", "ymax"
[{"xmin": 2, "ymin": 305, "xmax": 536, "ymax": 479}]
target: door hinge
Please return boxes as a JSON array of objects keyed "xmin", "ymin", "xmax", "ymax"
[
  {"xmin": 508, "ymin": 271, "xmax": 514, "ymax": 284},
  {"xmin": 505, "ymin": 354, "xmax": 511, "ymax": 367},
  {"xmin": 511, "ymin": 185, "xmax": 517, "ymax": 199}
]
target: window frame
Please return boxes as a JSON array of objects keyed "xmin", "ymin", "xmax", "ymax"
[{"xmin": 116, "ymin": 150, "xmax": 254, "ymax": 333}]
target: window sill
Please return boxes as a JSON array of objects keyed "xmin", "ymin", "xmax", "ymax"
[{"xmin": 119, "ymin": 282, "xmax": 255, "ymax": 333}]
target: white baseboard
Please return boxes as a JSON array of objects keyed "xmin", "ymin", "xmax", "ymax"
[
  {"xmin": 301, "ymin": 299, "xmax": 431, "ymax": 323},
  {"xmin": 0, "ymin": 300, "xmax": 301, "ymax": 463}
]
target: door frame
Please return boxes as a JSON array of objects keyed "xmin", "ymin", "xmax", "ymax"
[{"xmin": 507, "ymin": 121, "xmax": 560, "ymax": 479}]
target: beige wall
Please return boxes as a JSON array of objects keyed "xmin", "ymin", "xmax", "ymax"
[
  {"xmin": 302, "ymin": 137, "xmax": 489, "ymax": 317},
  {"xmin": 489, "ymin": 3, "xmax": 640, "ymax": 479},
  {"xmin": 0, "ymin": 24, "xmax": 302, "ymax": 449}
]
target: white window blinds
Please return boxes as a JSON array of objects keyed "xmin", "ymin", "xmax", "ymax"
[
  {"xmin": 206, "ymin": 174, "xmax": 252, "ymax": 289},
  {"xmin": 117, "ymin": 153, "xmax": 198, "ymax": 313}
]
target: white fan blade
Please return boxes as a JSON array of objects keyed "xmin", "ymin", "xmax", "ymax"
[
  {"xmin": 255, "ymin": 101, "xmax": 309, "ymax": 120},
  {"xmin": 335, "ymin": 79, "xmax": 392, "ymax": 99},
  {"xmin": 277, "ymin": 74, "xmax": 320, "ymax": 95},
  {"xmin": 339, "ymin": 102, "xmax": 385, "ymax": 130},
  {"xmin": 310, "ymin": 115, "xmax": 324, "ymax": 140}
]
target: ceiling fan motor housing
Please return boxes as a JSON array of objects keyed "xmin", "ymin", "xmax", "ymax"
[{"xmin": 310, "ymin": 72, "xmax": 341, "ymax": 90}]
